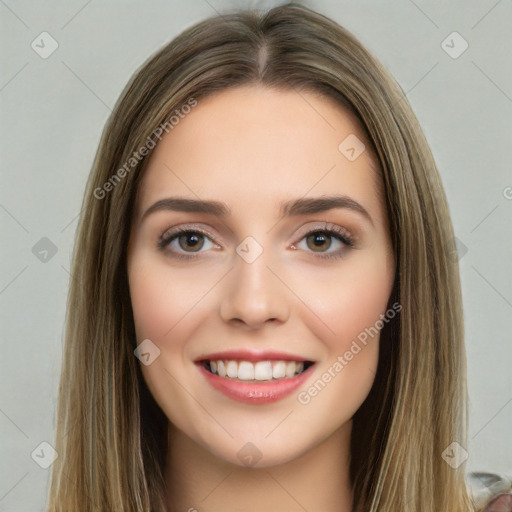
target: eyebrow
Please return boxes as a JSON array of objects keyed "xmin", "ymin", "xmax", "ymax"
[{"xmin": 141, "ymin": 195, "xmax": 374, "ymax": 225}]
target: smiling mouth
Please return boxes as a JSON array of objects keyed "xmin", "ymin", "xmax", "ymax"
[{"xmin": 200, "ymin": 359, "xmax": 315, "ymax": 381}]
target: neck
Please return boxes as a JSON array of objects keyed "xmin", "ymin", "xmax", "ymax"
[{"xmin": 164, "ymin": 420, "xmax": 353, "ymax": 512}]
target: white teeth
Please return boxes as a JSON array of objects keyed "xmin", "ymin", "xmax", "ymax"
[
  {"xmin": 237, "ymin": 361, "xmax": 255, "ymax": 381},
  {"xmin": 226, "ymin": 360, "xmax": 238, "ymax": 378},
  {"xmin": 206, "ymin": 359, "xmax": 309, "ymax": 380},
  {"xmin": 272, "ymin": 361, "xmax": 286, "ymax": 379},
  {"xmin": 217, "ymin": 360, "xmax": 226, "ymax": 377},
  {"xmin": 254, "ymin": 361, "xmax": 273, "ymax": 381},
  {"xmin": 285, "ymin": 361, "xmax": 296, "ymax": 377}
]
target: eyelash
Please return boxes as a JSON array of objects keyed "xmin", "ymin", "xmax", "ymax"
[{"xmin": 157, "ymin": 224, "xmax": 355, "ymax": 261}]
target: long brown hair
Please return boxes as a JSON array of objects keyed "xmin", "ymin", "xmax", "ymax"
[{"xmin": 46, "ymin": 3, "xmax": 474, "ymax": 511}]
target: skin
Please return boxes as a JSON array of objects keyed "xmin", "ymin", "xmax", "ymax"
[{"xmin": 127, "ymin": 85, "xmax": 395, "ymax": 512}]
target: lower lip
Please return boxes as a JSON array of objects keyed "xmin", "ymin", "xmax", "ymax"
[{"xmin": 197, "ymin": 363, "xmax": 315, "ymax": 404}]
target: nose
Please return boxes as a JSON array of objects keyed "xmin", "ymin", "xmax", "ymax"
[{"xmin": 219, "ymin": 248, "xmax": 290, "ymax": 330}]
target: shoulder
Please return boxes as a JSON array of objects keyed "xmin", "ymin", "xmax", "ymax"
[{"xmin": 467, "ymin": 472, "xmax": 512, "ymax": 511}]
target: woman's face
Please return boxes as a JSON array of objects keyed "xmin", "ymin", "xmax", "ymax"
[{"xmin": 127, "ymin": 85, "xmax": 395, "ymax": 467}]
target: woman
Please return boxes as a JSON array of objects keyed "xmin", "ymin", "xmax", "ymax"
[{"xmin": 46, "ymin": 3, "xmax": 477, "ymax": 511}]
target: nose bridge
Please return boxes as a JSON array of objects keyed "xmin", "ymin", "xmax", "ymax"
[{"xmin": 219, "ymin": 237, "xmax": 289, "ymax": 328}]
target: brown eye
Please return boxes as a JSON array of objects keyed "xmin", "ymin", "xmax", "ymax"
[
  {"xmin": 294, "ymin": 226, "xmax": 354, "ymax": 261},
  {"xmin": 306, "ymin": 232, "xmax": 332, "ymax": 252},
  {"xmin": 159, "ymin": 228, "xmax": 218, "ymax": 258},
  {"xmin": 178, "ymin": 233, "xmax": 205, "ymax": 252}
]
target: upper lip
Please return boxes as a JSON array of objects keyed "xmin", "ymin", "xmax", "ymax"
[{"xmin": 194, "ymin": 349, "xmax": 314, "ymax": 363}]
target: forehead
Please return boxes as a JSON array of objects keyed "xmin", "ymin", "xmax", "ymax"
[{"xmin": 134, "ymin": 85, "xmax": 383, "ymax": 220}]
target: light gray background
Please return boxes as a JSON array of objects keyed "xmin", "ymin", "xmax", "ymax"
[{"xmin": 1, "ymin": 0, "xmax": 511, "ymax": 510}]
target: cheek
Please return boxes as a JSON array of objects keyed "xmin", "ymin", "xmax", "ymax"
[
  {"xmin": 128, "ymin": 253, "xmax": 215, "ymax": 343},
  {"xmin": 295, "ymin": 251, "xmax": 394, "ymax": 352},
  {"xmin": 292, "ymin": 255, "xmax": 393, "ymax": 427},
  {"xmin": 129, "ymin": 274, "xmax": 177, "ymax": 342},
  {"xmin": 127, "ymin": 255, "xmax": 213, "ymax": 424}
]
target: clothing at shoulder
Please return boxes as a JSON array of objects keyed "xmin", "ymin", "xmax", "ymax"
[{"xmin": 467, "ymin": 472, "xmax": 512, "ymax": 511}]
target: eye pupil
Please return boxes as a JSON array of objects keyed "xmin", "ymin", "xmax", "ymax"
[
  {"xmin": 179, "ymin": 233, "xmax": 204, "ymax": 252},
  {"xmin": 307, "ymin": 232, "xmax": 331, "ymax": 251}
]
